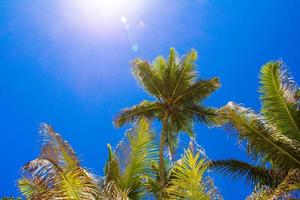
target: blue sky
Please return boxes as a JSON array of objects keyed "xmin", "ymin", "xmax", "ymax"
[{"xmin": 0, "ymin": 0, "xmax": 300, "ymax": 199}]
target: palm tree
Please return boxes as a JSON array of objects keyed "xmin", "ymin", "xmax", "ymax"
[
  {"xmin": 212, "ymin": 61, "xmax": 300, "ymax": 199},
  {"xmin": 114, "ymin": 48, "xmax": 221, "ymax": 186}
]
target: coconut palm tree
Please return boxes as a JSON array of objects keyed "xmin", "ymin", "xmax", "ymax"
[
  {"xmin": 114, "ymin": 48, "xmax": 221, "ymax": 186},
  {"xmin": 212, "ymin": 61, "xmax": 300, "ymax": 199}
]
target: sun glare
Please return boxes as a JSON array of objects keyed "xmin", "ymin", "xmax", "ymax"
[
  {"xmin": 62, "ymin": 0, "xmax": 143, "ymax": 26},
  {"xmin": 60, "ymin": 0, "xmax": 147, "ymax": 51},
  {"xmin": 77, "ymin": 0, "xmax": 120, "ymax": 19}
]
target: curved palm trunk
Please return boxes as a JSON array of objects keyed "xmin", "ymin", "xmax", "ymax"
[{"xmin": 159, "ymin": 111, "xmax": 169, "ymax": 186}]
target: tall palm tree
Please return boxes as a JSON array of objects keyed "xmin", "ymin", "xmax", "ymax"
[
  {"xmin": 212, "ymin": 61, "xmax": 300, "ymax": 199},
  {"xmin": 114, "ymin": 48, "xmax": 221, "ymax": 186}
]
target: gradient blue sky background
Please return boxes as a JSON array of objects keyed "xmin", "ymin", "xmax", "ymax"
[{"xmin": 1, "ymin": 0, "xmax": 300, "ymax": 199}]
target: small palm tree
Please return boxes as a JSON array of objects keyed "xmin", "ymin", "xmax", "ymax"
[
  {"xmin": 213, "ymin": 61, "xmax": 300, "ymax": 199},
  {"xmin": 115, "ymin": 48, "xmax": 220, "ymax": 186}
]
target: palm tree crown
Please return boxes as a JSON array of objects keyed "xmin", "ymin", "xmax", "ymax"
[{"xmin": 115, "ymin": 48, "xmax": 220, "ymax": 186}]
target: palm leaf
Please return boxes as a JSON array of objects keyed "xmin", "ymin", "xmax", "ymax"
[
  {"xmin": 211, "ymin": 159, "xmax": 284, "ymax": 188},
  {"xmin": 260, "ymin": 61, "xmax": 300, "ymax": 141},
  {"xmin": 41, "ymin": 124, "xmax": 79, "ymax": 168},
  {"xmin": 271, "ymin": 169, "xmax": 300, "ymax": 199},
  {"xmin": 165, "ymin": 142, "xmax": 216, "ymax": 200},
  {"xmin": 170, "ymin": 49, "xmax": 197, "ymax": 99},
  {"xmin": 184, "ymin": 105, "xmax": 222, "ymax": 127},
  {"xmin": 132, "ymin": 59, "xmax": 165, "ymax": 100},
  {"xmin": 18, "ymin": 177, "xmax": 47, "ymax": 199},
  {"xmin": 219, "ymin": 102, "xmax": 300, "ymax": 170},
  {"xmin": 169, "ymin": 111, "xmax": 194, "ymax": 137},
  {"xmin": 174, "ymin": 78, "xmax": 220, "ymax": 104},
  {"xmin": 109, "ymin": 118, "xmax": 158, "ymax": 199},
  {"xmin": 104, "ymin": 144, "xmax": 121, "ymax": 183},
  {"xmin": 114, "ymin": 101, "xmax": 162, "ymax": 128},
  {"xmin": 97, "ymin": 178, "xmax": 129, "ymax": 200},
  {"xmin": 246, "ymin": 169, "xmax": 300, "ymax": 200},
  {"xmin": 19, "ymin": 124, "xmax": 100, "ymax": 200}
]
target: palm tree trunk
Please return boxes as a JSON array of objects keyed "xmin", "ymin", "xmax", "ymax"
[{"xmin": 159, "ymin": 111, "xmax": 169, "ymax": 186}]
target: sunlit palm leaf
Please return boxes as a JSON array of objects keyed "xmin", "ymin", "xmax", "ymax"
[
  {"xmin": 132, "ymin": 59, "xmax": 165, "ymax": 100},
  {"xmin": 174, "ymin": 78, "xmax": 220, "ymax": 105},
  {"xmin": 211, "ymin": 159, "xmax": 284, "ymax": 188},
  {"xmin": 97, "ymin": 178, "xmax": 129, "ymax": 200},
  {"xmin": 114, "ymin": 101, "xmax": 161, "ymax": 128},
  {"xmin": 219, "ymin": 102, "xmax": 300, "ymax": 170},
  {"xmin": 246, "ymin": 169, "xmax": 300, "ymax": 200},
  {"xmin": 165, "ymin": 143, "xmax": 216, "ymax": 200},
  {"xmin": 184, "ymin": 105, "xmax": 222, "ymax": 127},
  {"xmin": 260, "ymin": 61, "xmax": 300, "ymax": 141},
  {"xmin": 170, "ymin": 49, "xmax": 197, "ymax": 99},
  {"xmin": 107, "ymin": 118, "xmax": 157, "ymax": 199},
  {"xmin": 169, "ymin": 111, "xmax": 194, "ymax": 137},
  {"xmin": 104, "ymin": 144, "xmax": 121, "ymax": 183},
  {"xmin": 19, "ymin": 124, "xmax": 100, "ymax": 200},
  {"xmin": 18, "ymin": 176, "xmax": 48, "ymax": 199}
]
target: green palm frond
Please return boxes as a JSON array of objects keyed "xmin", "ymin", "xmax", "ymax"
[
  {"xmin": 107, "ymin": 118, "xmax": 157, "ymax": 199},
  {"xmin": 132, "ymin": 59, "xmax": 165, "ymax": 100},
  {"xmin": 219, "ymin": 102, "xmax": 300, "ymax": 170},
  {"xmin": 98, "ymin": 178, "xmax": 129, "ymax": 200},
  {"xmin": 104, "ymin": 144, "xmax": 120, "ymax": 183},
  {"xmin": 246, "ymin": 186, "xmax": 277, "ymax": 200},
  {"xmin": 270, "ymin": 169, "xmax": 300, "ymax": 199},
  {"xmin": 18, "ymin": 177, "xmax": 48, "ymax": 199},
  {"xmin": 174, "ymin": 78, "xmax": 220, "ymax": 105},
  {"xmin": 165, "ymin": 143, "xmax": 216, "ymax": 200},
  {"xmin": 19, "ymin": 124, "xmax": 100, "ymax": 200},
  {"xmin": 169, "ymin": 110, "xmax": 194, "ymax": 136},
  {"xmin": 114, "ymin": 101, "xmax": 161, "ymax": 128},
  {"xmin": 246, "ymin": 169, "xmax": 300, "ymax": 200},
  {"xmin": 260, "ymin": 61, "xmax": 300, "ymax": 141},
  {"xmin": 142, "ymin": 161, "xmax": 162, "ymax": 198},
  {"xmin": 40, "ymin": 124, "xmax": 80, "ymax": 168},
  {"xmin": 170, "ymin": 49, "xmax": 198, "ymax": 99},
  {"xmin": 211, "ymin": 159, "xmax": 284, "ymax": 188},
  {"xmin": 184, "ymin": 105, "xmax": 222, "ymax": 127}
]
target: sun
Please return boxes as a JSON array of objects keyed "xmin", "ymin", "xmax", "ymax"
[
  {"xmin": 61, "ymin": 0, "xmax": 144, "ymax": 26},
  {"xmin": 76, "ymin": 0, "xmax": 121, "ymax": 19}
]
